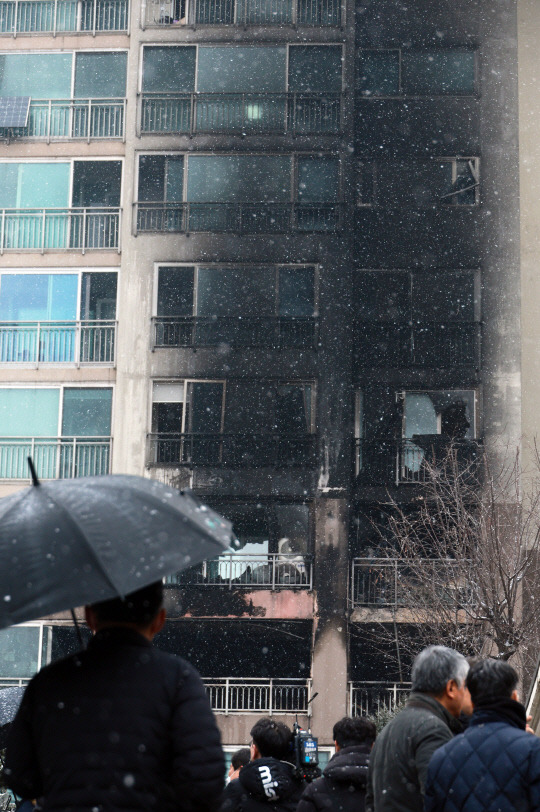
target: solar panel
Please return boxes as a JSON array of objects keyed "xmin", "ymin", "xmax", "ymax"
[{"xmin": 0, "ymin": 97, "xmax": 31, "ymax": 128}]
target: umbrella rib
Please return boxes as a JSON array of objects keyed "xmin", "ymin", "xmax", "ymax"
[{"xmin": 41, "ymin": 488, "xmax": 126, "ymax": 599}]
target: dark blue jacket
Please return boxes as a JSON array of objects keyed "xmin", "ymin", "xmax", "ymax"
[{"xmin": 425, "ymin": 701, "xmax": 540, "ymax": 812}]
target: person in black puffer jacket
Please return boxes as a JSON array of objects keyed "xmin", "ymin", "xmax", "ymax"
[
  {"xmin": 297, "ymin": 716, "xmax": 376, "ymax": 812},
  {"xmin": 5, "ymin": 582, "xmax": 225, "ymax": 812},
  {"xmin": 221, "ymin": 718, "xmax": 305, "ymax": 812}
]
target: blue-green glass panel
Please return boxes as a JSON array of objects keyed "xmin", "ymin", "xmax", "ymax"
[
  {"xmin": 74, "ymin": 52, "xmax": 127, "ymax": 98},
  {"xmin": 62, "ymin": 388, "xmax": 112, "ymax": 436},
  {"xmin": 187, "ymin": 156, "xmax": 290, "ymax": 202},
  {"xmin": 288, "ymin": 46, "xmax": 342, "ymax": 92},
  {"xmin": 297, "ymin": 157, "xmax": 339, "ymax": 202},
  {"xmin": 142, "ymin": 46, "xmax": 195, "ymax": 93},
  {"xmin": 0, "ymin": 388, "xmax": 59, "ymax": 436},
  {"xmin": 402, "ymin": 50, "xmax": 475, "ymax": 94},
  {"xmin": 0, "ymin": 53, "xmax": 72, "ymax": 99},
  {"xmin": 0, "ymin": 626, "xmax": 41, "ymax": 678},
  {"xmin": 197, "ymin": 47, "xmax": 285, "ymax": 92},
  {"xmin": 359, "ymin": 51, "xmax": 399, "ymax": 95},
  {"xmin": 0, "ymin": 274, "xmax": 77, "ymax": 321},
  {"xmin": 279, "ymin": 267, "xmax": 314, "ymax": 316}
]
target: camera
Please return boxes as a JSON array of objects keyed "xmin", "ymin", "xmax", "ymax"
[{"xmin": 291, "ymin": 721, "xmax": 321, "ymax": 783}]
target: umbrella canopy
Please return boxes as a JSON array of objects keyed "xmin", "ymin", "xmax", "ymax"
[{"xmin": 0, "ymin": 473, "xmax": 234, "ymax": 630}]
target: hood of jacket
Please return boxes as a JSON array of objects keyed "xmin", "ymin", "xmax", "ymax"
[
  {"xmin": 323, "ymin": 744, "xmax": 371, "ymax": 787},
  {"xmin": 239, "ymin": 758, "xmax": 301, "ymax": 803}
]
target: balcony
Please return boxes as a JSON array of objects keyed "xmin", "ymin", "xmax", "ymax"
[
  {"xmin": 135, "ymin": 202, "xmax": 341, "ymax": 234},
  {"xmin": 0, "ymin": 321, "xmax": 116, "ymax": 366},
  {"xmin": 0, "ymin": 0, "xmax": 128, "ymax": 33},
  {"xmin": 165, "ymin": 553, "xmax": 313, "ymax": 589},
  {"xmin": 203, "ymin": 678, "xmax": 312, "ymax": 714},
  {"xmin": 152, "ymin": 316, "xmax": 317, "ymax": 350},
  {"xmin": 348, "ymin": 681, "xmax": 411, "ymax": 717},
  {"xmin": 0, "ymin": 437, "xmax": 112, "ymax": 479},
  {"xmin": 2, "ymin": 99, "xmax": 126, "ymax": 142},
  {"xmin": 0, "ymin": 208, "xmax": 121, "ymax": 252},
  {"xmin": 355, "ymin": 322, "xmax": 481, "ymax": 368},
  {"xmin": 147, "ymin": 433, "xmax": 317, "ymax": 467},
  {"xmin": 350, "ymin": 558, "xmax": 469, "ymax": 608},
  {"xmin": 139, "ymin": 93, "xmax": 342, "ymax": 136},
  {"xmin": 355, "ymin": 438, "xmax": 482, "ymax": 486},
  {"xmin": 143, "ymin": 0, "xmax": 341, "ymax": 26}
]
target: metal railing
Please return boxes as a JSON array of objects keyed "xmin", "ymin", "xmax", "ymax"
[
  {"xmin": 349, "ymin": 681, "xmax": 411, "ymax": 717},
  {"xmin": 0, "ymin": 208, "xmax": 121, "ymax": 252},
  {"xmin": 147, "ymin": 433, "xmax": 316, "ymax": 467},
  {"xmin": 0, "ymin": 0, "xmax": 127, "ymax": 33},
  {"xmin": 140, "ymin": 92, "xmax": 342, "ymax": 135},
  {"xmin": 0, "ymin": 676, "xmax": 31, "ymax": 687},
  {"xmin": 143, "ymin": 0, "xmax": 341, "ymax": 25},
  {"xmin": 165, "ymin": 553, "xmax": 313, "ymax": 589},
  {"xmin": 355, "ymin": 439, "xmax": 482, "ymax": 486},
  {"xmin": 355, "ymin": 322, "xmax": 481, "ymax": 368},
  {"xmin": 152, "ymin": 316, "xmax": 317, "ymax": 349},
  {"xmin": 203, "ymin": 678, "xmax": 312, "ymax": 714},
  {"xmin": 2, "ymin": 99, "xmax": 126, "ymax": 141},
  {"xmin": 351, "ymin": 558, "xmax": 469, "ymax": 608},
  {"xmin": 0, "ymin": 321, "xmax": 116, "ymax": 365},
  {"xmin": 0, "ymin": 437, "xmax": 112, "ymax": 479},
  {"xmin": 135, "ymin": 202, "xmax": 341, "ymax": 234}
]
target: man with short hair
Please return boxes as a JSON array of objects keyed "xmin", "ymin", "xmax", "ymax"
[
  {"xmin": 425, "ymin": 658, "xmax": 540, "ymax": 812},
  {"xmin": 5, "ymin": 581, "xmax": 225, "ymax": 812},
  {"xmin": 297, "ymin": 716, "xmax": 376, "ymax": 812},
  {"xmin": 221, "ymin": 717, "xmax": 305, "ymax": 812},
  {"xmin": 366, "ymin": 645, "xmax": 471, "ymax": 812},
  {"xmin": 227, "ymin": 748, "xmax": 251, "ymax": 784}
]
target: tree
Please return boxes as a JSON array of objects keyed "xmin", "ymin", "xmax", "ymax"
[{"xmin": 365, "ymin": 444, "xmax": 540, "ymax": 676}]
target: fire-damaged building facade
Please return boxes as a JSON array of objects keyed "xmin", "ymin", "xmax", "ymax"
[{"xmin": 0, "ymin": 0, "xmax": 532, "ymax": 751}]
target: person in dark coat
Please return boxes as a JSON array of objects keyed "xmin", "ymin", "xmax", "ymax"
[
  {"xmin": 221, "ymin": 717, "xmax": 305, "ymax": 812},
  {"xmin": 366, "ymin": 645, "xmax": 471, "ymax": 812},
  {"xmin": 425, "ymin": 658, "xmax": 540, "ymax": 812},
  {"xmin": 297, "ymin": 716, "xmax": 376, "ymax": 812},
  {"xmin": 4, "ymin": 582, "xmax": 225, "ymax": 812}
]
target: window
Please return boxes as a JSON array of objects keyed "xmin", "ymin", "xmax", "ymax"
[
  {"xmin": 138, "ymin": 156, "xmax": 184, "ymax": 202},
  {"xmin": 0, "ymin": 624, "xmax": 51, "ymax": 680},
  {"xmin": 402, "ymin": 390, "xmax": 476, "ymax": 440},
  {"xmin": 0, "ymin": 387, "xmax": 112, "ymax": 478},
  {"xmin": 358, "ymin": 48, "xmax": 475, "ymax": 96},
  {"xmin": 439, "ymin": 158, "xmax": 479, "ymax": 206},
  {"xmin": 73, "ymin": 52, "xmax": 127, "ymax": 98}
]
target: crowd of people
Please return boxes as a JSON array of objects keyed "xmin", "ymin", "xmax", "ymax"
[{"xmin": 3, "ymin": 581, "xmax": 540, "ymax": 812}]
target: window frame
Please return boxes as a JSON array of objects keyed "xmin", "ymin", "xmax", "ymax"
[
  {"xmin": 151, "ymin": 379, "xmax": 227, "ymax": 435},
  {"xmin": 399, "ymin": 389, "xmax": 478, "ymax": 440}
]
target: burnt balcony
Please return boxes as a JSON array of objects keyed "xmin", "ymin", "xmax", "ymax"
[
  {"xmin": 165, "ymin": 553, "xmax": 312, "ymax": 589},
  {"xmin": 354, "ymin": 322, "xmax": 481, "ymax": 369},
  {"xmin": 348, "ymin": 681, "xmax": 411, "ymax": 717},
  {"xmin": 142, "ymin": 0, "xmax": 341, "ymax": 26},
  {"xmin": 203, "ymin": 678, "xmax": 312, "ymax": 715},
  {"xmin": 147, "ymin": 433, "xmax": 317, "ymax": 468},
  {"xmin": 350, "ymin": 558, "xmax": 469, "ymax": 608},
  {"xmin": 355, "ymin": 438, "xmax": 482, "ymax": 486},
  {"xmin": 139, "ymin": 93, "xmax": 342, "ymax": 136},
  {"xmin": 135, "ymin": 202, "xmax": 341, "ymax": 234},
  {"xmin": 152, "ymin": 316, "xmax": 317, "ymax": 350}
]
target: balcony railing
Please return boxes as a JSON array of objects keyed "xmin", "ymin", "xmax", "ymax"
[
  {"xmin": 0, "ymin": 208, "xmax": 121, "ymax": 252},
  {"xmin": 355, "ymin": 322, "xmax": 481, "ymax": 368},
  {"xmin": 0, "ymin": 437, "xmax": 112, "ymax": 479},
  {"xmin": 348, "ymin": 681, "xmax": 411, "ymax": 717},
  {"xmin": 0, "ymin": 321, "xmax": 116, "ymax": 365},
  {"xmin": 2, "ymin": 99, "xmax": 126, "ymax": 141},
  {"xmin": 147, "ymin": 433, "xmax": 317, "ymax": 467},
  {"xmin": 351, "ymin": 558, "xmax": 470, "ymax": 608},
  {"xmin": 355, "ymin": 439, "xmax": 482, "ymax": 486},
  {"xmin": 135, "ymin": 202, "xmax": 341, "ymax": 234},
  {"xmin": 140, "ymin": 93, "xmax": 342, "ymax": 135},
  {"xmin": 165, "ymin": 553, "xmax": 313, "ymax": 589},
  {"xmin": 152, "ymin": 316, "xmax": 317, "ymax": 349},
  {"xmin": 143, "ymin": 0, "xmax": 341, "ymax": 26},
  {"xmin": 0, "ymin": 0, "xmax": 128, "ymax": 33},
  {"xmin": 203, "ymin": 678, "xmax": 312, "ymax": 714}
]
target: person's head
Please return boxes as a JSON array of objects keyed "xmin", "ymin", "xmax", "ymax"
[
  {"xmin": 411, "ymin": 645, "xmax": 470, "ymax": 717},
  {"xmin": 85, "ymin": 581, "xmax": 166, "ymax": 640},
  {"xmin": 332, "ymin": 716, "xmax": 376, "ymax": 751},
  {"xmin": 228, "ymin": 748, "xmax": 251, "ymax": 781},
  {"xmin": 249, "ymin": 718, "xmax": 292, "ymax": 760},
  {"xmin": 466, "ymin": 658, "xmax": 519, "ymax": 705}
]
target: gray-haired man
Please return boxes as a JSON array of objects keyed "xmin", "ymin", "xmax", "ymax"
[{"xmin": 365, "ymin": 645, "xmax": 472, "ymax": 812}]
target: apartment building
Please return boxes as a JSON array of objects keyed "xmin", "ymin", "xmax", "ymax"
[{"xmin": 0, "ymin": 0, "xmax": 526, "ymax": 749}]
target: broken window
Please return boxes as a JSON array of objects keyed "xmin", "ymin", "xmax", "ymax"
[{"xmin": 439, "ymin": 158, "xmax": 479, "ymax": 206}]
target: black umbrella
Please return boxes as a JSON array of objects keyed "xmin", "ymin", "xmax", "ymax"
[
  {"xmin": 0, "ymin": 686, "xmax": 25, "ymax": 748},
  {"xmin": 0, "ymin": 463, "xmax": 234, "ymax": 630}
]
